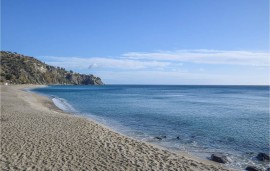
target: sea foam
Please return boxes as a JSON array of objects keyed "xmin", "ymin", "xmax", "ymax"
[{"xmin": 52, "ymin": 97, "xmax": 76, "ymax": 113}]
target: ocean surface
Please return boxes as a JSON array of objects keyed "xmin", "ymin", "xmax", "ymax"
[{"xmin": 32, "ymin": 85, "xmax": 270, "ymax": 170}]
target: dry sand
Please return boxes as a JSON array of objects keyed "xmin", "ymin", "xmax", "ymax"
[{"xmin": 0, "ymin": 85, "xmax": 233, "ymax": 171}]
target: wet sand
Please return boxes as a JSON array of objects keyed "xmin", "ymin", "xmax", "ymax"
[{"xmin": 0, "ymin": 85, "xmax": 233, "ymax": 171}]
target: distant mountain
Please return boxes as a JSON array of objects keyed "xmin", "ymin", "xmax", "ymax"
[{"xmin": 0, "ymin": 51, "xmax": 104, "ymax": 85}]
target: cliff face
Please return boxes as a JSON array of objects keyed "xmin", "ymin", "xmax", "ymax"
[{"xmin": 0, "ymin": 51, "xmax": 104, "ymax": 85}]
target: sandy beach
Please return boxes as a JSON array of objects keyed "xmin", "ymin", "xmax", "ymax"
[{"xmin": 0, "ymin": 85, "xmax": 233, "ymax": 171}]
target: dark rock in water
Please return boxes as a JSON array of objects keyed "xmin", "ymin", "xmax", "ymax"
[
  {"xmin": 176, "ymin": 136, "xmax": 180, "ymax": 140},
  {"xmin": 154, "ymin": 137, "xmax": 162, "ymax": 140},
  {"xmin": 245, "ymin": 166, "xmax": 261, "ymax": 171},
  {"xmin": 256, "ymin": 153, "xmax": 270, "ymax": 161},
  {"xmin": 154, "ymin": 135, "xmax": 166, "ymax": 140},
  {"xmin": 210, "ymin": 153, "xmax": 229, "ymax": 164},
  {"xmin": 266, "ymin": 168, "xmax": 270, "ymax": 171}
]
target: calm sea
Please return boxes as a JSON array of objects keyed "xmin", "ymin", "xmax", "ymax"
[{"xmin": 32, "ymin": 85, "xmax": 270, "ymax": 170}]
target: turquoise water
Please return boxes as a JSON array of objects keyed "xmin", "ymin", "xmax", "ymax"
[{"xmin": 32, "ymin": 85, "xmax": 270, "ymax": 170}]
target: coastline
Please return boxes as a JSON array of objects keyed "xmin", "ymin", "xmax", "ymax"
[{"xmin": 1, "ymin": 85, "xmax": 233, "ymax": 170}]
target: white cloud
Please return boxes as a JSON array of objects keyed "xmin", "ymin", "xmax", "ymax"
[
  {"xmin": 42, "ymin": 56, "xmax": 172, "ymax": 70},
  {"xmin": 123, "ymin": 49, "xmax": 270, "ymax": 66},
  {"xmin": 39, "ymin": 49, "xmax": 270, "ymax": 85},
  {"xmin": 41, "ymin": 49, "xmax": 270, "ymax": 72}
]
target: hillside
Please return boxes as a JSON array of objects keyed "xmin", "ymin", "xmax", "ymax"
[{"xmin": 0, "ymin": 51, "xmax": 104, "ymax": 85}]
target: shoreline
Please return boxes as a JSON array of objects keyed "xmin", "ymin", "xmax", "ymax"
[{"xmin": 1, "ymin": 85, "xmax": 233, "ymax": 170}]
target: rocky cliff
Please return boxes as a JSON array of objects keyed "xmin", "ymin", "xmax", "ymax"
[{"xmin": 0, "ymin": 51, "xmax": 104, "ymax": 85}]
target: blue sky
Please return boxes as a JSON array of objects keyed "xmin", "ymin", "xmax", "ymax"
[{"xmin": 2, "ymin": 0, "xmax": 269, "ymax": 85}]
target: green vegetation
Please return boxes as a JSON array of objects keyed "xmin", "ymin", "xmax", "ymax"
[{"xmin": 0, "ymin": 51, "xmax": 104, "ymax": 85}]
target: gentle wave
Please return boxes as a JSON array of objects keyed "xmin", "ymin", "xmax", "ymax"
[{"xmin": 51, "ymin": 96, "xmax": 76, "ymax": 113}]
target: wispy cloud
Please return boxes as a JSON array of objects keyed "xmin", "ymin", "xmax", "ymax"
[
  {"xmin": 123, "ymin": 49, "xmax": 270, "ymax": 66},
  {"xmin": 41, "ymin": 49, "xmax": 270, "ymax": 72},
  {"xmin": 42, "ymin": 56, "xmax": 172, "ymax": 70},
  {"xmin": 39, "ymin": 49, "xmax": 269, "ymax": 84}
]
